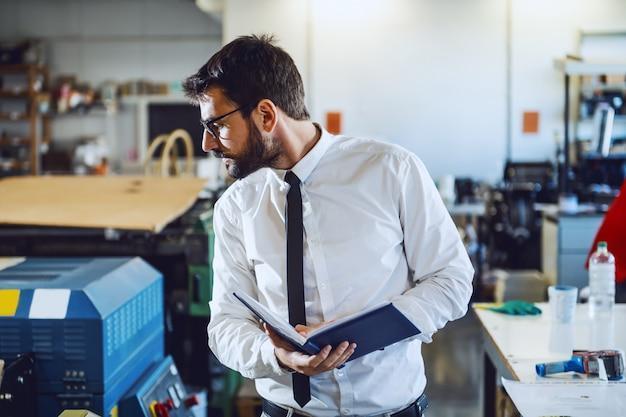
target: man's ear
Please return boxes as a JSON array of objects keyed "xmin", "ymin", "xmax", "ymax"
[{"xmin": 255, "ymin": 99, "xmax": 278, "ymax": 133}]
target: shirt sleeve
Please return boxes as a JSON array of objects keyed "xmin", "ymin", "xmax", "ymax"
[
  {"xmin": 207, "ymin": 196, "xmax": 288, "ymax": 379},
  {"xmin": 390, "ymin": 153, "xmax": 474, "ymax": 343}
]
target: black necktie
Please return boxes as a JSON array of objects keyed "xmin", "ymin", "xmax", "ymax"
[{"xmin": 284, "ymin": 171, "xmax": 311, "ymax": 407}]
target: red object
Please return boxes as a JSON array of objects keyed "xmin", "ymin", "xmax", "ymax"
[
  {"xmin": 184, "ymin": 394, "xmax": 199, "ymax": 408},
  {"xmin": 154, "ymin": 403, "xmax": 170, "ymax": 417},
  {"xmin": 586, "ymin": 180, "xmax": 626, "ymax": 283},
  {"xmin": 522, "ymin": 111, "xmax": 540, "ymax": 134},
  {"xmin": 164, "ymin": 399, "xmax": 174, "ymax": 410},
  {"xmin": 326, "ymin": 111, "xmax": 342, "ymax": 134}
]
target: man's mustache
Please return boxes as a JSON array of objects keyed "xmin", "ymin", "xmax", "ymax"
[{"xmin": 212, "ymin": 151, "xmax": 231, "ymax": 159}]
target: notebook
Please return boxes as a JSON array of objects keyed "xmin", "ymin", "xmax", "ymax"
[{"xmin": 233, "ymin": 291, "xmax": 421, "ymax": 362}]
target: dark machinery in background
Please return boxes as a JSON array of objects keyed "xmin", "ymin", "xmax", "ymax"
[
  {"xmin": 574, "ymin": 153, "xmax": 626, "ymax": 207},
  {"xmin": 449, "ymin": 177, "xmax": 489, "ymax": 300},
  {"xmin": 0, "ymin": 194, "xmax": 241, "ymax": 417},
  {"xmin": 0, "ymin": 353, "xmax": 37, "ymax": 416},
  {"xmin": 485, "ymin": 135, "xmax": 623, "ymax": 285},
  {"xmin": 502, "ymin": 161, "xmax": 558, "ymax": 203},
  {"xmin": 486, "ymin": 161, "xmax": 558, "ymax": 270},
  {"xmin": 561, "ymin": 66, "xmax": 626, "ymax": 204}
]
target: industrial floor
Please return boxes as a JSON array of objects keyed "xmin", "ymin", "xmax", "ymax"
[{"xmin": 422, "ymin": 311, "xmax": 483, "ymax": 417}]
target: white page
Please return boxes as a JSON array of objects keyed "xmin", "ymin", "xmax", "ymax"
[
  {"xmin": 502, "ymin": 378, "xmax": 626, "ymax": 417},
  {"xmin": 235, "ymin": 292, "xmax": 306, "ymax": 345}
]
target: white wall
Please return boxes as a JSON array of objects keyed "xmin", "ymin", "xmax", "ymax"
[
  {"xmin": 0, "ymin": 0, "xmax": 221, "ymax": 168},
  {"xmin": 310, "ymin": 0, "xmax": 507, "ymax": 183},
  {"xmin": 223, "ymin": 0, "xmax": 310, "ymax": 94},
  {"xmin": 224, "ymin": 0, "xmax": 626, "ymax": 183},
  {"xmin": 223, "ymin": 0, "xmax": 508, "ymax": 182}
]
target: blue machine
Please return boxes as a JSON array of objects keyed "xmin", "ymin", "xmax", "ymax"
[
  {"xmin": 0, "ymin": 257, "xmax": 164, "ymax": 417},
  {"xmin": 120, "ymin": 355, "xmax": 206, "ymax": 417}
]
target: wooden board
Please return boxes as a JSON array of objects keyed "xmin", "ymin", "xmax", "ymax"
[{"xmin": 0, "ymin": 176, "xmax": 207, "ymax": 233}]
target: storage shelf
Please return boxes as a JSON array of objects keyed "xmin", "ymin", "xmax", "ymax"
[
  {"xmin": 0, "ymin": 64, "xmax": 49, "ymax": 175},
  {"xmin": 0, "ymin": 90, "xmax": 33, "ymax": 98},
  {"xmin": 0, "ymin": 113, "xmax": 30, "ymax": 121},
  {"xmin": 555, "ymin": 59, "xmax": 626, "ymax": 75},
  {"xmin": 52, "ymin": 108, "xmax": 110, "ymax": 118},
  {"xmin": 555, "ymin": 55, "xmax": 626, "ymax": 193},
  {"xmin": 576, "ymin": 115, "xmax": 626, "ymax": 141},
  {"xmin": 0, "ymin": 137, "xmax": 30, "ymax": 146},
  {"xmin": 580, "ymin": 83, "xmax": 626, "ymax": 93},
  {"xmin": 121, "ymin": 93, "xmax": 188, "ymax": 105},
  {"xmin": 0, "ymin": 64, "xmax": 46, "ymax": 74},
  {"xmin": 578, "ymin": 114, "xmax": 626, "ymax": 122},
  {"xmin": 0, "ymin": 159, "xmax": 29, "ymax": 171}
]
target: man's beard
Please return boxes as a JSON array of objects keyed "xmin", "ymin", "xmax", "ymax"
[{"xmin": 213, "ymin": 120, "xmax": 281, "ymax": 179}]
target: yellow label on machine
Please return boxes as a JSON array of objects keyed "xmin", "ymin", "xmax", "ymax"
[{"xmin": 0, "ymin": 289, "xmax": 20, "ymax": 316}]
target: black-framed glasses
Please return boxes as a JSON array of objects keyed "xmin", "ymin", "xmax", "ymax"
[{"xmin": 200, "ymin": 104, "xmax": 252, "ymax": 141}]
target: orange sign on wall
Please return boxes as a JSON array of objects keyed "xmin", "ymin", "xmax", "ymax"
[
  {"xmin": 522, "ymin": 111, "xmax": 540, "ymax": 134},
  {"xmin": 326, "ymin": 111, "xmax": 342, "ymax": 134}
]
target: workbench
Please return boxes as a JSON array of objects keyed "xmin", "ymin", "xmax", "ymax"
[{"xmin": 474, "ymin": 303, "xmax": 626, "ymax": 417}]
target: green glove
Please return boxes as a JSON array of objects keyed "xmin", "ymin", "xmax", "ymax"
[{"xmin": 488, "ymin": 300, "xmax": 542, "ymax": 316}]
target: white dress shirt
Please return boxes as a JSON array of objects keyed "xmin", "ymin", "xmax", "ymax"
[{"xmin": 208, "ymin": 126, "xmax": 474, "ymax": 417}]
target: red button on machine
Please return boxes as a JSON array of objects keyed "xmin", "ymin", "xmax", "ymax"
[
  {"xmin": 184, "ymin": 394, "xmax": 199, "ymax": 408},
  {"xmin": 165, "ymin": 398, "xmax": 175, "ymax": 410},
  {"xmin": 154, "ymin": 403, "xmax": 170, "ymax": 417}
]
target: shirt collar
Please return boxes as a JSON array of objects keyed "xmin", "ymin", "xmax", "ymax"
[{"xmin": 273, "ymin": 123, "xmax": 334, "ymax": 184}]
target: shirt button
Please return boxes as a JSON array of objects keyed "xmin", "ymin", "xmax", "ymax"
[
  {"xmin": 320, "ymin": 283, "xmax": 327, "ymax": 290},
  {"xmin": 336, "ymin": 369, "xmax": 344, "ymax": 377},
  {"xmin": 303, "ymin": 202, "xmax": 312, "ymax": 216},
  {"xmin": 341, "ymin": 408, "xmax": 350, "ymax": 415}
]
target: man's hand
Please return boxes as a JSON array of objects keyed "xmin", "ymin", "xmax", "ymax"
[{"xmin": 263, "ymin": 323, "xmax": 356, "ymax": 376}]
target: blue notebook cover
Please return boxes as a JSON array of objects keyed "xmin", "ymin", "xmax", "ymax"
[{"xmin": 233, "ymin": 292, "xmax": 421, "ymax": 362}]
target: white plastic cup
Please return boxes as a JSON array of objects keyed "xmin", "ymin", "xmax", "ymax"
[
  {"xmin": 548, "ymin": 285, "xmax": 578, "ymax": 323},
  {"xmin": 558, "ymin": 193, "xmax": 579, "ymax": 214}
]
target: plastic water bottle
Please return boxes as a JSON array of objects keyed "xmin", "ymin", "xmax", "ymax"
[{"xmin": 588, "ymin": 241, "xmax": 616, "ymax": 317}]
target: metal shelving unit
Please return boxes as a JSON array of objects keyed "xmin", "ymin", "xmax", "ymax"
[{"xmin": 554, "ymin": 58, "xmax": 626, "ymax": 193}]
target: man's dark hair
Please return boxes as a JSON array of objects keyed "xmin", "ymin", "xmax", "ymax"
[{"xmin": 183, "ymin": 34, "xmax": 309, "ymax": 120}]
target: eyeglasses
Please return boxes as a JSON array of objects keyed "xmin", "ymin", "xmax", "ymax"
[{"xmin": 200, "ymin": 104, "xmax": 251, "ymax": 141}]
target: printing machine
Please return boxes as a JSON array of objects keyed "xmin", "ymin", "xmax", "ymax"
[
  {"xmin": 0, "ymin": 257, "xmax": 207, "ymax": 417},
  {"xmin": 0, "ymin": 257, "xmax": 163, "ymax": 417},
  {"xmin": 0, "ymin": 177, "xmax": 240, "ymax": 416},
  {"xmin": 0, "ymin": 182, "xmax": 221, "ymax": 390}
]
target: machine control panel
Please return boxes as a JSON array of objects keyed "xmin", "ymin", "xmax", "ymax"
[{"xmin": 119, "ymin": 356, "xmax": 204, "ymax": 417}]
